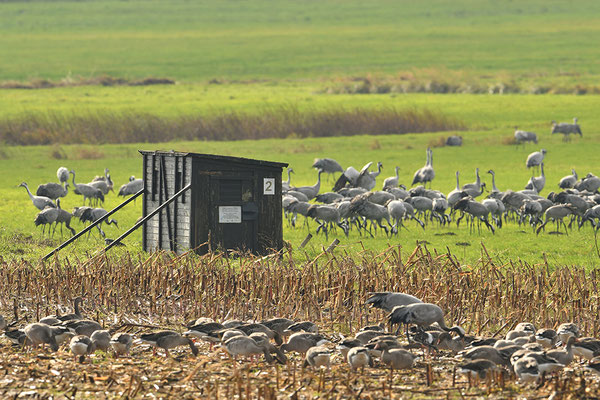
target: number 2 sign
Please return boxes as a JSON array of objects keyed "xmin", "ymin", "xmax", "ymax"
[{"xmin": 263, "ymin": 178, "xmax": 275, "ymax": 195}]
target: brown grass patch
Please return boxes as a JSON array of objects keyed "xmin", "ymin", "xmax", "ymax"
[
  {"xmin": 428, "ymin": 136, "xmax": 447, "ymax": 148},
  {"xmin": 502, "ymin": 135, "xmax": 517, "ymax": 145},
  {"xmin": 0, "ymin": 75, "xmax": 174, "ymax": 89},
  {"xmin": 73, "ymin": 146, "xmax": 105, "ymax": 159}
]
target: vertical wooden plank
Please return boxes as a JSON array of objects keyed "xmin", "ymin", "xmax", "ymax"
[
  {"xmin": 142, "ymin": 153, "xmax": 148, "ymax": 252},
  {"xmin": 173, "ymin": 156, "xmax": 179, "ymax": 253},
  {"xmin": 161, "ymin": 156, "xmax": 174, "ymax": 252}
]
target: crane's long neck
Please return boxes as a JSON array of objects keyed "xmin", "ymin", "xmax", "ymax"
[
  {"xmin": 285, "ymin": 170, "xmax": 292, "ymax": 185},
  {"xmin": 455, "ymin": 172, "xmax": 460, "ymax": 190},
  {"xmin": 428, "ymin": 150, "xmax": 433, "ymax": 167},
  {"xmin": 573, "ymin": 169, "xmax": 577, "ymax": 180},
  {"xmin": 491, "ymin": 173, "xmax": 498, "ymax": 192},
  {"xmin": 23, "ymin": 184, "xmax": 34, "ymax": 201},
  {"xmin": 540, "ymin": 163, "xmax": 545, "ymax": 177},
  {"xmin": 475, "ymin": 169, "xmax": 480, "ymax": 185},
  {"xmin": 71, "ymin": 172, "xmax": 77, "ymax": 186},
  {"xmin": 314, "ymin": 171, "xmax": 322, "ymax": 191},
  {"xmin": 395, "ymin": 167, "xmax": 399, "ymax": 180}
]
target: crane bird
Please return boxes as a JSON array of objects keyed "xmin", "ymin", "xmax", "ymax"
[
  {"xmin": 536, "ymin": 204, "xmax": 578, "ymax": 235},
  {"xmin": 70, "ymin": 170, "xmax": 104, "ymax": 205},
  {"xmin": 382, "ymin": 166, "xmax": 400, "ymax": 190},
  {"xmin": 412, "ymin": 148, "xmax": 434, "ymax": 188},
  {"xmin": 387, "ymin": 303, "xmax": 464, "ymax": 342},
  {"xmin": 282, "ymin": 168, "xmax": 294, "ymax": 192},
  {"xmin": 36, "ymin": 181, "xmax": 69, "ymax": 200},
  {"xmin": 19, "ymin": 182, "xmax": 56, "ymax": 210},
  {"xmin": 34, "ymin": 206, "xmax": 60, "ymax": 236},
  {"xmin": 73, "ymin": 207, "xmax": 118, "ymax": 238},
  {"xmin": 289, "ymin": 171, "xmax": 322, "ymax": 200},
  {"xmin": 525, "ymin": 149, "xmax": 546, "ymax": 174},
  {"xmin": 312, "ymin": 158, "xmax": 343, "ymax": 181},
  {"xmin": 365, "ymin": 292, "xmax": 423, "ymax": 313},
  {"xmin": 551, "ymin": 118, "xmax": 582, "ymax": 141},
  {"xmin": 559, "ymin": 169, "xmax": 577, "ymax": 189},
  {"xmin": 514, "ymin": 127, "xmax": 538, "ymax": 144},
  {"xmin": 356, "ymin": 161, "xmax": 383, "ymax": 191},
  {"xmin": 57, "ymin": 167, "xmax": 69, "ymax": 185},
  {"xmin": 55, "ymin": 199, "xmax": 76, "ymax": 237},
  {"xmin": 525, "ymin": 162, "xmax": 545, "ymax": 193},
  {"xmin": 306, "ymin": 204, "xmax": 348, "ymax": 239},
  {"xmin": 487, "ymin": 170, "xmax": 504, "ymax": 200},
  {"xmin": 90, "ymin": 168, "xmax": 113, "ymax": 194},
  {"xmin": 454, "ymin": 197, "xmax": 495, "ymax": 234},
  {"xmin": 118, "ymin": 176, "xmax": 144, "ymax": 197},
  {"xmin": 461, "ymin": 168, "xmax": 483, "ymax": 197},
  {"xmin": 447, "ymin": 171, "xmax": 466, "ymax": 208},
  {"xmin": 445, "ymin": 135, "xmax": 462, "ymax": 146}
]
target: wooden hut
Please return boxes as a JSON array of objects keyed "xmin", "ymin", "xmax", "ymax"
[{"xmin": 140, "ymin": 150, "xmax": 287, "ymax": 255}]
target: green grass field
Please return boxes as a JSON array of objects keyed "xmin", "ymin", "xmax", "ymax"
[{"xmin": 1, "ymin": 0, "xmax": 599, "ymax": 267}]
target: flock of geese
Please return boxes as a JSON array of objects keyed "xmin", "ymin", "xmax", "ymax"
[
  {"xmin": 283, "ymin": 145, "xmax": 600, "ymax": 238},
  {"xmin": 3, "ymin": 294, "xmax": 600, "ymax": 386},
  {"xmin": 19, "ymin": 167, "xmax": 143, "ymax": 238}
]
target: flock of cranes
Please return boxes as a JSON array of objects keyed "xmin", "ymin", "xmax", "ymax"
[
  {"xmin": 5, "ymin": 293, "xmax": 600, "ymax": 385},
  {"xmin": 19, "ymin": 167, "xmax": 143, "ymax": 239},
  {"xmin": 283, "ymin": 122, "xmax": 598, "ymax": 238}
]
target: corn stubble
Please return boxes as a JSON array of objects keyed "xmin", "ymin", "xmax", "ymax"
[{"xmin": 0, "ymin": 244, "xmax": 599, "ymax": 398}]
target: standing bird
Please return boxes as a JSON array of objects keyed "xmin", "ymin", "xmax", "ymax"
[
  {"xmin": 118, "ymin": 176, "xmax": 144, "ymax": 197},
  {"xmin": 70, "ymin": 335, "xmax": 96, "ymax": 363},
  {"xmin": 356, "ymin": 161, "xmax": 383, "ymax": 191},
  {"xmin": 36, "ymin": 181, "xmax": 69, "ymax": 201},
  {"xmin": 312, "ymin": 158, "xmax": 343, "ymax": 181},
  {"xmin": 525, "ymin": 149, "xmax": 547, "ymax": 174},
  {"xmin": 55, "ymin": 199, "xmax": 77, "ymax": 237},
  {"xmin": 290, "ymin": 171, "xmax": 322, "ymax": 200},
  {"xmin": 365, "ymin": 292, "xmax": 423, "ymax": 313},
  {"xmin": 388, "ymin": 303, "xmax": 464, "ymax": 342},
  {"xmin": 91, "ymin": 168, "xmax": 114, "ymax": 193},
  {"xmin": 70, "ymin": 170, "xmax": 104, "ymax": 205},
  {"xmin": 282, "ymin": 168, "xmax": 294, "ymax": 192},
  {"xmin": 525, "ymin": 162, "xmax": 545, "ymax": 193},
  {"xmin": 34, "ymin": 206, "xmax": 60, "ymax": 236},
  {"xmin": 383, "ymin": 166, "xmax": 401, "ymax": 190},
  {"xmin": 412, "ymin": 148, "xmax": 434, "ymax": 188},
  {"xmin": 559, "ymin": 169, "xmax": 578, "ymax": 189},
  {"xmin": 139, "ymin": 331, "xmax": 198, "ymax": 357},
  {"xmin": 514, "ymin": 127, "xmax": 538, "ymax": 144},
  {"xmin": 552, "ymin": 118, "xmax": 582, "ymax": 141},
  {"xmin": 19, "ymin": 182, "xmax": 56, "ymax": 210},
  {"xmin": 110, "ymin": 333, "xmax": 134, "ymax": 358},
  {"xmin": 347, "ymin": 346, "xmax": 371, "ymax": 371},
  {"xmin": 57, "ymin": 167, "xmax": 70, "ymax": 185}
]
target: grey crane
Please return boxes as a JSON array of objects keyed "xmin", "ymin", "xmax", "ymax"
[
  {"xmin": 367, "ymin": 190, "xmax": 396, "ymax": 206},
  {"xmin": 306, "ymin": 204, "xmax": 348, "ymax": 239},
  {"xmin": 315, "ymin": 192, "xmax": 343, "ymax": 204},
  {"xmin": 402, "ymin": 201, "xmax": 425, "ymax": 229},
  {"xmin": 536, "ymin": 204, "xmax": 578, "ymax": 235},
  {"xmin": 387, "ymin": 303, "xmax": 464, "ymax": 342},
  {"xmin": 333, "ymin": 166, "xmax": 360, "ymax": 191},
  {"xmin": 74, "ymin": 207, "xmax": 118, "ymax": 238},
  {"xmin": 412, "ymin": 148, "xmax": 434, "ymax": 187},
  {"xmin": 70, "ymin": 170, "xmax": 104, "ymax": 205},
  {"xmin": 34, "ymin": 206, "xmax": 60, "ymax": 236},
  {"xmin": 454, "ymin": 197, "xmax": 495, "ymax": 234},
  {"xmin": 290, "ymin": 171, "xmax": 322, "ymax": 200},
  {"xmin": 287, "ymin": 200, "xmax": 311, "ymax": 228},
  {"xmin": 575, "ymin": 173, "xmax": 600, "ymax": 192},
  {"xmin": 486, "ymin": 170, "xmax": 504, "ymax": 200},
  {"xmin": 55, "ymin": 199, "xmax": 76, "ymax": 237},
  {"xmin": 383, "ymin": 166, "xmax": 400, "ymax": 190},
  {"xmin": 519, "ymin": 199, "xmax": 543, "ymax": 228},
  {"xmin": 91, "ymin": 168, "xmax": 113, "ymax": 193},
  {"xmin": 501, "ymin": 190, "xmax": 532, "ymax": 215},
  {"xmin": 19, "ymin": 182, "xmax": 56, "ymax": 210},
  {"xmin": 405, "ymin": 196, "xmax": 433, "ymax": 221},
  {"xmin": 57, "ymin": 167, "xmax": 69, "ymax": 185},
  {"xmin": 282, "ymin": 168, "xmax": 294, "ymax": 192},
  {"xmin": 36, "ymin": 181, "xmax": 69, "ymax": 200},
  {"xmin": 286, "ymin": 190, "xmax": 309, "ymax": 202},
  {"xmin": 514, "ymin": 127, "xmax": 538, "ymax": 144},
  {"xmin": 559, "ymin": 169, "xmax": 578, "ymax": 189},
  {"xmin": 356, "ymin": 161, "xmax": 383, "ymax": 191},
  {"xmin": 385, "ymin": 185, "xmax": 409, "ymax": 200},
  {"xmin": 580, "ymin": 205, "xmax": 600, "ymax": 231},
  {"xmin": 386, "ymin": 200, "xmax": 407, "ymax": 234},
  {"xmin": 312, "ymin": 158, "xmax": 343, "ymax": 181},
  {"xmin": 552, "ymin": 118, "xmax": 582, "ymax": 141},
  {"xmin": 525, "ymin": 162, "xmax": 545, "ymax": 193},
  {"xmin": 447, "ymin": 171, "xmax": 466, "ymax": 208},
  {"xmin": 526, "ymin": 149, "xmax": 546, "ymax": 173},
  {"xmin": 432, "ymin": 197, "xmax": 450, "ymax": 225},
  {"xmin": 446, "ymin": 135, "xmax": 462, "ymax": 146},
  {"xmin": 461, "ymin": 168, "xmax": 481, "ymax": 194},
  {"xmin": 117, "ymin": 177, "xmax": 143, "ymax": 197},
  {"xmin": 365, "ymin": 292, "xmax": 423, "ymax": 313},
  {"xmin": 482, "ymin": 198, "xmax": 505, "ymax": 228},
  {"xmin": 349, "ymin": 194, "xmax": 393, "ymax": 237}
]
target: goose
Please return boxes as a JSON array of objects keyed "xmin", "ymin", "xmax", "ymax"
[
  {"xmin": 110, "ymin": 332, "xmax": 133, "ymax": 357},
  {"xmin": 365, "ymin": 292, "xmax": 423, "ymax": 313},
  {"xmin": 4, "ymin": 329, "xmax": 30, "ymax": 346},
  {"xmin": 572, "ymin": 338, "xmax": 600, "ymax": 360},
  {"xmin": 184, "ymin": 321, "xmax": 226, "ymax": 340},
  {"xmin": 303, "ymin": 345, "xmax": 332, "ymax": 369},
  {"xmin": 546, "ymin": 337, "xmax": 575, "ymax": 366},
  {"xmin": 90, "ymin": 330, "xmax": 111, "ymax": 351},
  {"xmin": 436, "ymin": 332, "xmax": 466, "ymax": 354},
  {"xmin": 585, "ymin": 357, "xmax": 600, "ymax": 376},
  {"xmin": 139, "ymin": 331, "xmax": 198, "ymax": 357},
  {"xmin": 534, "ymin": 328, "xmax": 557, "ymax": 348},
  {"xmin": 235, "ymin": 323, "xmax": 282, "ymax": 345},
  {"xmin": 462, "ymin": 346, "xmax": 509, "ymax": 366},
  {"xmin": 513, "ymin": 356, "xmax": 540, "ymax": 383},
  {"xmin": 290, "ymin": 171, "xmax": 322, "ymax": 200},
  {"xmin": 19, "ymin": 182, "xmax": 56, "ymax": 210},
  {"xmin": 260, "ymin": 318, "xmax": 295, "ymax": 336},
  {"xmin": 387, "ymin": 303, "xmax": 464, "ymax": 341},
  {"xmin": 347, "ymin": 346, "xmax": 371, "ymax": 371},
  {"xmin": 458, "ymin": 359, "xmax": 498, "ymax": 380},
  {"xmin": 284, "ymin": 321, "xmax": 318, "ymax": 335},
  {"xmin": 354, "ymin": 330, "xmax": 388, "ymax": 345},
  {"xmin": 222, "ymin": 335, "xmax": 271, "ymax": 361},
  {"xmin": 374, "ymin": 341, "xmax": 416, "ymax": 371},
  {"xmin": 23, "ymin": 323, "xmax": 73, "ymax": 351},
  {"xmin": 56, "ymin": 297, "xmax": 84, "ymax": 322},
  {"xmin": 63, "ymin": 319, "xmax": 102, "ymax": 337},
  {"xmin": 359, "ymin": 323, "xmax": 385, "ymax": 332},
  {"xmin": 557, "ymin": 323, "xmax": 580, "ymax": 343},
  {"xmin": 70, "ymin": 335, "xmax": 96, "ymax": 362},
  {"xmin": 383, "ymin": 166, "xmax": 401, "ymax": 190},
  {"xmin": 280, "ymin": 332, "xmax": 328, "ymax": 356},
  {"xmin": 249, "ymin": 332, "xmax": 287, "ymax": 364},
  {"xmin": 512, "ymin": 350, "xmax": 565, "ymax": 375},
  {"xmin": 0, "ymin": 315, "xmax": 5, "ymax": 331},
  {"xmin": 336, "ymin": 338, "xmax": 363, "ymax": 359}
]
